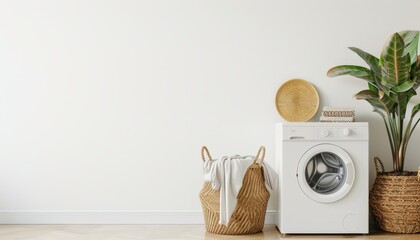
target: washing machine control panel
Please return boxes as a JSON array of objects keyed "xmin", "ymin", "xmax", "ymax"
[
  {"xmin": 279, "ymin": 123, "xmax": 368, "ymax": 141},
  {"xmin": 313, "ymin": 126, "xmax": 366, "ymax": 140}
]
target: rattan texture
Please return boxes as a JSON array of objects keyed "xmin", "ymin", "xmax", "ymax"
[
  {"xmin": 199, "ymin": 146, "xmax": 270, "ymax": 235},
  {"xmin": 370, "ymin": 157, "xmax": 420, "ymax": 234}
]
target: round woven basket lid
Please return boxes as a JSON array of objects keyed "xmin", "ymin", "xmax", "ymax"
[{"xmin": 275, "ymin": 79, "xmax": 319, "ymax": 122}]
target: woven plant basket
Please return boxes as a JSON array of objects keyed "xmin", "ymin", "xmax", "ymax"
[
  {"xmin": 370, "ymin": 157, "xmax": 420, "ymax": 234},
  {"xmin": 199, "ymin": 146, "xmax": 270, "ymax": 235}
]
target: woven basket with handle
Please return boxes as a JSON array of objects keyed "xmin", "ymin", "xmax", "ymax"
[
  {"xmin": 370, "ymin": 157, "xmax": 420, "ymax": 234},
  {"xmin": 199, "ymin": 146, "xmax": 270, "ymax": 235}
]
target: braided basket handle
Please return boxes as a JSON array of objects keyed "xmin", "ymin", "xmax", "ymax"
[
  {"xmin": 201, "ymin": 146, "xmax": 212, "ymax": 162},
  {"xmin": 417, "ymin": 166, "xmax": 420, "ymax": 182},
  {"xmin": 374, "ymin": 157, "xmax": 385, "ymax": 174},
  {"xmin": 253, "ymin": 146, "xmax": 266, "ymax": 165}
]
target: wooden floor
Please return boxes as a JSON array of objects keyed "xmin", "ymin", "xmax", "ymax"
[{"xmin": 0, "ymin": 225, "xmax": 418, "ymax": 240}]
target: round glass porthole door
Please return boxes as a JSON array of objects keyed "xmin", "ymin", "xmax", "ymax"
[{"xmin": 297, "ymin": 144, "xmax": 355, "ymax": 203}]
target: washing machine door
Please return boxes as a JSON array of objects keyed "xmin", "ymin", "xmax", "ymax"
[{"xmin": 297, "ymin": 144, "xmax": 355, "ymax": 203}]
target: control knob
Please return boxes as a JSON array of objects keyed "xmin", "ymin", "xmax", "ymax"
[{"xmin": 343, "ymin": 128, "xmax": 351, "ymax": 136}]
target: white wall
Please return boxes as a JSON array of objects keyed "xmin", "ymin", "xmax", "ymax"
[{"xmin": 0, "ymin": 0, "xmax": 419, "ymax": 222}]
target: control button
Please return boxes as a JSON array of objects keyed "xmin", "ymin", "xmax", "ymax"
[
  {"xmin": 343, "ymin": 128, "xmax": 351, "ymax": 136},
  {"xmin": 322, "ymin": 129, "xmax": 330, "ymax": 137},
  {"xmin": 343, "ymin": 213, "xmax": 360, "ymax": 231}
]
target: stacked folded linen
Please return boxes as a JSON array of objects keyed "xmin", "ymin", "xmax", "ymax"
[
  {"xmin": 320, "ymin": 116, "xmax": 354, "ymax": 122},
  {"xmin": 320, "ymin": 107, "xmax": 355, "ymax": 122}
]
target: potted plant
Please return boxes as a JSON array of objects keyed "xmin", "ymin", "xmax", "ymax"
[{"xmin": 327, "ymin": 30, "xmax": 420, "ymax": 233}]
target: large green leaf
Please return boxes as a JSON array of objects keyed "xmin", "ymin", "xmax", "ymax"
[
  {"xmin": 392, "ymin": 81, "xmax": 415, "ymax": 93},
  {"xmin": 368, "ymin": 99, "xmax": 387, "ymax": 112},
  {"xmin": 380, "ymin": 33, "xmax": 411, "ymax": 88},
  {"xmin": 349, "ymin": 47, "xmax": 381, "ymax": 78},
  {"xmin": 396, "ymin": 88, "xmax": 416, "ymax": 119},
  {"xmin": 354, "ymin": 89, "xmax": 378, "ymax": 100},
  {"xmin": 399, "ymin": 30, "xmax": 419, "ymax": 64},
  {"xmin": 379, "ymin": 90, "xmax": 398, "ymax": 112},
  {"xmin": 411, "ymin": 103, "xmax": 420, "ymax": 118},
  {"xmin": 368, "ymin": 82, "xmax": 379, "ymax": 92},
  {"xmin": 327, "ymin": 65, "xmax": 373, "ymax": 81},
  {"xmin": 354, "ymin": 90, "xmax": 386, "ymax": 111},
  {"xmin": 354, "ymin": 89, "xmax": 396, "ymax": 112},
  {"xmin": 354, "ymin": 89, "xmax": 379, "ymax": 100},
  {"xmin": 373, "ymin": 76, "xmax": 391, "ymax": 96},
  {"xmin": 407, "ymin": 103, "xmax": 420, "ymax": 142},
  {"xmin": 412, "ymin": 55, "xmax": 420, "ymax": 88}
]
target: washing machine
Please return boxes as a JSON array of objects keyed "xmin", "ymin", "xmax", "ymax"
[{"xmin": 275, "ymin": 122, "xmax": 369, "ymax": 234}]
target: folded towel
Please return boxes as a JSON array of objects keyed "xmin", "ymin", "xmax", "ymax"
[
  {"xmin": 323, "ymin": 106, "xmax": 355, "ymax": 112},
  {"xmin": 322, "ymin": 111, "xmax": 355, "ymax": 117},
  {"xmin": 203, "ymin": 155, "xmax": 275, "ymax": 225},
  {"xmin": 261, "ymin": 163, "xmax": 276, "ymax": 194},
  {"xmin": 320, "ymin": 116, "xmax": 355, "ymax": 122}
]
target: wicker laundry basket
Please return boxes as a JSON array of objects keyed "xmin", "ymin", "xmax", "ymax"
[
  {"xmin": 370, "ymin": 157, "xmax": 420, "ymax": 233},
  {"xmin": 199, "ymin": 146, "xmax": 270, "ymax": 235}
]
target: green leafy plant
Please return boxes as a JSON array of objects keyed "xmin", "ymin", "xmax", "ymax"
[{"xmin": 327, "ymin": 30, "xmax": 420, "ymax": 174}]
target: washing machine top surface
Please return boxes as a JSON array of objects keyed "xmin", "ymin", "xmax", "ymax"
[{"xmin": 277, "ymin": 122, "xmax": 368, "ymax": 127}]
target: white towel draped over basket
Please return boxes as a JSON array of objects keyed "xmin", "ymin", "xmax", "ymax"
[{"xmin": 202, "ymin": 146, "xmax": 275, "ymax": 225}]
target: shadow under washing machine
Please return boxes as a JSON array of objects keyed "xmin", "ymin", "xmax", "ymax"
[{"xmin": 275, "ymin": 122, "xmax": 369, "ymax": 234}]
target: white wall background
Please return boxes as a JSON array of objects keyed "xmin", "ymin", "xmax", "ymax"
[{"xmin": 0, "ymin": 0, "xmax": 419, "ymax": 222}]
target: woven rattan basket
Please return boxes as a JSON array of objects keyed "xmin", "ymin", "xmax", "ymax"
[
  {"xmin": 199, "ymin": 146, "xmax": 270, "ymax": 235},
  {"xmin": 370, "ymin": 157, "xmax": 420, "ymax": 234}
]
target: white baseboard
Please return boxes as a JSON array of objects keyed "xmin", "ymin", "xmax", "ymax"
[{"xmin": 0, "ymin": 211, "xmax": 276, "ymax": 225}]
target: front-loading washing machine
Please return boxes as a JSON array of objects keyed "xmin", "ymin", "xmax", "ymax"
[{"xmin": 275, "ymin": 122, "xmax": 369, "ymax": 234}]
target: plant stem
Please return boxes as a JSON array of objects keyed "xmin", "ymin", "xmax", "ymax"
[
  {"xmin": 399, "ymin": 117, "xmax": 404, "ymax": 173},
  {"xmin": 389, "ymin": 114, "xmax": 398, "ymax": 171},
  {"xmin": 381, "ymin": 114, "xmax": 395, "ymax": 155}
]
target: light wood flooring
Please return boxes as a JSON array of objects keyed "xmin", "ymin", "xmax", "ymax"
[{"xmin": 0, "ymin": 225, "xmax": 418, "ymax": 240}]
